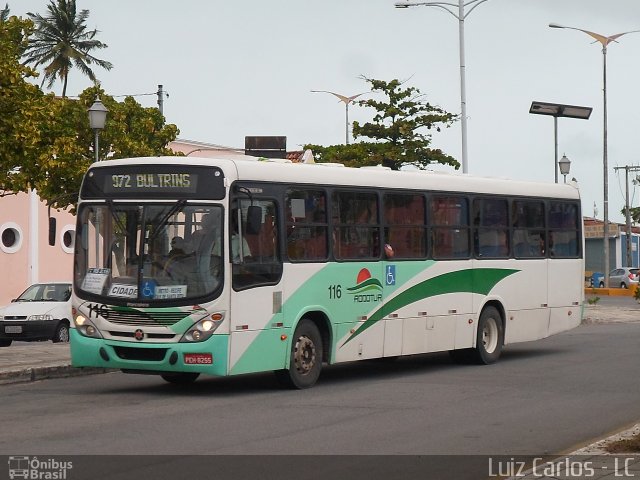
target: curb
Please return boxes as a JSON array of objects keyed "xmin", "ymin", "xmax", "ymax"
[{"xmin": 0, "ymin": 365, "xmax": 113, "ymax": 386}]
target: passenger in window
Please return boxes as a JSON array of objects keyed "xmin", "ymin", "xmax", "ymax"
[{"xmin": 192, "ymin": 212, "xmax": 219, "ymax": 255}]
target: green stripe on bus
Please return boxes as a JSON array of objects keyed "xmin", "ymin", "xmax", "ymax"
[{"xmin": 342, "ymin": 268, "xmax": 519, "ymax": 346}]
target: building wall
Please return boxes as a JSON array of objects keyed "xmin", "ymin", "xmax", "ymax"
[{"xmin": 0, "ymin": 192, "xmax": 75, "ymax": 306}]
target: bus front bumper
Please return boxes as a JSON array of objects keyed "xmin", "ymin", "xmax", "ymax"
[{"xmin": 70, "ymin": 329, "xmax": 229, "ymax": 376}]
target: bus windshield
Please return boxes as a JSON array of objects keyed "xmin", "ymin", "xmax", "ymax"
[{"xmin": 74, "ymin": 201, "xmax": 223, "ymax": 304}]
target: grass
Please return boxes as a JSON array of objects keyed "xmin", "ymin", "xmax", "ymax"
[
  {"xmin": 587, "ymin": 296, "xmax": 600, "ymax": 305},
  {"xmin": 604, "ymin": 432, "xmax": 640, "ymax": 453}
]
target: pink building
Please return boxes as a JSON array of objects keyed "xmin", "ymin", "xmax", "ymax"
[{"xmin": 0, "ymin": 191, "xmax": 75, "ymax": 305}]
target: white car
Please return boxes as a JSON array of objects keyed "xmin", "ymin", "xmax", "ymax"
[{"xmin": 0, "ymin": 282, "xmax": 72, "ymax": 347}]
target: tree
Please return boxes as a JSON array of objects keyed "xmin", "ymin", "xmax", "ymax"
[
  {"xmin": 31, "ymin": 86, "xmax": 181, "ymax": 209},
  {"xmin": 0, "ymin": 13, "xmax": 47, "ymax": 198},
  {"xmin": 305, "ymin": 77, "xmax": 458, "ymax": 170},
  {"xmin": 621, "ymin": 206, "xmax": 640, "ymax": 225},
  {"xmin": 24, "ymin": 0, "xmax": 112, "ymax": 97}
]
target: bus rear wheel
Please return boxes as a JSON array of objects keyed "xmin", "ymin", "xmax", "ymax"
[
  {"xmin": 276, "ymin": 319, "xmax": 323, "ymax": 389},
  {"xmin": 450, "ymin": 306, "xmax": 504, "ymax": 365},
  {"xmin": 474, "ymin": 306, "xmax": 504, "ymax": 364},
  {"xmin": 161, "ymin": 372, "xmax": 200, "ymax": 384}
]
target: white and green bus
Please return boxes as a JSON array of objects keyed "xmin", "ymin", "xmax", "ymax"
[{"xmin": 70, "ymin": 156, "xmax": 584, "ymax": 388}]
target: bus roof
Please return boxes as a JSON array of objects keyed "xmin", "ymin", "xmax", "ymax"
[{"xmin": 89, "ymin": 155, "xmax": 580, "ymax": 200}]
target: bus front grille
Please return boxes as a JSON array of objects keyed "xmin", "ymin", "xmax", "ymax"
[{"xmin": 105, "ymin": 308, "xmax": 189, "ymax": 327}]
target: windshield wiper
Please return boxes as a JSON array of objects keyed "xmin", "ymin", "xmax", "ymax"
[
  {"xmin": 106, "ymin": 199, "xmax": 128, "ymax": 235},
  {"xmin": 147, "ymin": 199, "xmax": 187, "ymax": 243}
]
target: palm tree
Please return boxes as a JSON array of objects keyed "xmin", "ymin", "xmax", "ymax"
[
  {"xmin": 24, "ymin": 0, "xmax": 113, "ymax": 97},
  {"xmin": 1, "ymin": 4, "xmax": 10, "ymax": 23}
]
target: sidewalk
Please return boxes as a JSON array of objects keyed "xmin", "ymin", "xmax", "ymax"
[{"xmin": 0, "ymin": 342, "xmax": 109, "ymax": 385}]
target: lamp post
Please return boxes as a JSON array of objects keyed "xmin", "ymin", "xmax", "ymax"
[
  {"xmin": 558, "ymin": 154, "xmax": 571, "ymax": 183},
  {"xmin": 529, "ymin": 101, "xmax": 591, "ymax": 183},
  {"xmin": 310, "ymin": 90, "xmax": 368, "ymax": 144},
  {"xmin": 88, "ymin": 98, "xmax": 108, "ymax": 163},
  {"xmin": 395, "ymin": 0, "xmax": 490, "ymax": 174},
  {"xmin": 550, "ymin": 23, "xmax": 640, "ymax": 285}
]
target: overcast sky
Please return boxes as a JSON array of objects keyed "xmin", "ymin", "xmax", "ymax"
[{"xmin": 11, "ymin": 0, "xmax": 640, "ymax": 223}]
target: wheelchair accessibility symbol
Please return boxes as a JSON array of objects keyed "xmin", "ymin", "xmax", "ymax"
[
  {"xmin": 386, "ymin": 265, "xmax": 396, "ymax": 286},
  {"xmin": 141, "ymin": 280, "xmax": 157, "ymax": 299}
]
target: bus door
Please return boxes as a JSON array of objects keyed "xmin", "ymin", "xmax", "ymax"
[{"xmin": 227, "ymin": 198, "xmax": 286, "ymax": 375}]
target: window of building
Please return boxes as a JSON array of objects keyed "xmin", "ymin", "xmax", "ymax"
[
  {"xmin": 0, "ymin": 223, "xmax": 23, "ymax": 254},
  {"xmin": 61, "ymin": 225, "xmax": 75, "ymax": 254},
  {"xmin": 383, "ymin": 193, "xmax": 426, "ymax": 259}
]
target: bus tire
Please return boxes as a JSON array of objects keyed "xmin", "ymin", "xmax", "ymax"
[
  {"xmin": 161, "ymin": 372, "xmax": 200, "ymax": 384},
  {"xmin": 276, "ymin": 319, "xmax": 323, "ymax": 389},
  {"xmin": 0, "ymin": 339, "xmax": 11, "ymax": 347},
  {"xmin": 473, "ymin": 306, "xmax": 504, "ymax": 364}
]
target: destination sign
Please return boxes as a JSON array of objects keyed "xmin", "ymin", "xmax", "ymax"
[
  {"xmin": 105, "ymin": 173, "xmax": 198, "ymax": 193},
  {"xmin": 81, "ymin": 165, "xmax": 226, "ymax": 200}
]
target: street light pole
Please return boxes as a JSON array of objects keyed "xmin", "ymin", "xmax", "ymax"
[
  {"xmin": 529, "ymin": 101, "xmax": 592, "ymax": 183},
  {"xmin": 614, "ymin": 165, "xmax": 640, "ymax": 268},
  {"xmin": 310, "ymin": 90, "xmax": 368, "ymax": 144},
  {"xmin": 395, "ymin": 0, "xmax": 490, "ymax": 174},
  {"xmin": 550, "ymin": 23, "xmax": 640, "ymax": 285},
  {"xmin": 88, "ymin": 98, "xmax": 108, "ymax": 163}
]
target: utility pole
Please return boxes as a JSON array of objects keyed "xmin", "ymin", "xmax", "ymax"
[
  {"xmin": 614, "ymin": 165, "xmax": 640, "ymax": 268},
  {"xmin": 157, "ymin": 84, "xmax": 167, "ymax": 116}
]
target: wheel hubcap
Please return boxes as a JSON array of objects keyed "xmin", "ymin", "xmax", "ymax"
[
  {"xmin": 293, "ymin": 335, "xmax": 316, "ymax": 375},
  {"xmin": 58, "ymin": 327, "xmax": 69, "ymax": 342},
  {"xmin": 482, "ymin": 318, "xmax": 499, "ymax": 354}
]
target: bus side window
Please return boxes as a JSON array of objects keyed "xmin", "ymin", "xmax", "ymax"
[
  {"xmin": 285, "ymin": 189, "xmax": 328, "ymax": 262},
  {"xmin": 331, "ymin": 190, "xmax": 379, "ymax": 260},
  {"xmin": 430, "ymin": 195, "xmax": 470, "ymax": 259},
  {"xmin": 512, "ymin": 200, "xmax": 545, "ymax": 259},
  {"xmin": 473, "ymin": 198, "xmax": 509, "ymax": 258},
  {"xmin": 383, "ymin": 193, "xmax": 426, "ymax": 259}
]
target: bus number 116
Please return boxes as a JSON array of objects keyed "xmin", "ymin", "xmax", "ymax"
[{"xmin": 328, "ymin": 284, "xmax": 342, "ymax": 299}]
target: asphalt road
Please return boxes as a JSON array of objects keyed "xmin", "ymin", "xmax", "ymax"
[{"xmin": 1, "ymin": 321, "xmax": 639, "ymax": 460}]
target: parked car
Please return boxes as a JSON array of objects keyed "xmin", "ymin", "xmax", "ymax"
[
  {"xmin": 596, "ymin": 268, "xmax": 640, "ymax": 289},
  {"xmin": 0, "ymin": 282, "xmax": 72, "ymax": 347},
  {"xmin": 611, "ymin": 268, "xmax": 639, "ymax": 289}
]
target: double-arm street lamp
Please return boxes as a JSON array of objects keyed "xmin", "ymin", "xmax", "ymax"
[
  {"xmin": 550, "ymin": 23, "xmax": 640, "ymax": 285},
  {"xmin": 395, "ymin": 0, "xmax": 490, "ymax": 174},
  {"xmin": 88, "ymin": 98, "xmax": 108, "ymax": 163},
  {"xmin": 310, "ymin": 90, "xmax": 368, "ymax": 145}
]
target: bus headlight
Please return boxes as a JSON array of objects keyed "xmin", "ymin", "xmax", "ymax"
[
  {"xmin": 180, "ymin": 313, "xmax": 224, "ymax": 343},
  {"xmin": 74, "ymin": 314, "xmax": 103, "ymax": 339}
]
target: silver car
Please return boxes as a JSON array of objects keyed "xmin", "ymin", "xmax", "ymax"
[{"xmin": 605, "ymin": 268, "xmax": 639, "ymax": 289}]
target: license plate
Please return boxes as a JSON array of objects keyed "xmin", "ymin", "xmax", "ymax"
[
  {"xmin": 5, "ymin": 325, "xmax": 22, "ymax": 334},
  {"xmin": 183, "ymin": 353, "xmax": 213, "ymax": 365}
]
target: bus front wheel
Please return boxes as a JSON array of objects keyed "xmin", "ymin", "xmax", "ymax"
[{"xmin": 276, "ymin": 319, "xmax": 323, "ymax": 389}]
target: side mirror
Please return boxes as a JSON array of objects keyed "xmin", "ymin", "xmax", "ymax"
[
  {"xmin": 246, "ymin": 206, "xmax": 262, "ymax": 235},
  {"xmin": 48, "ymin": 217, "xmax": 57, "ymax": 246}
]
